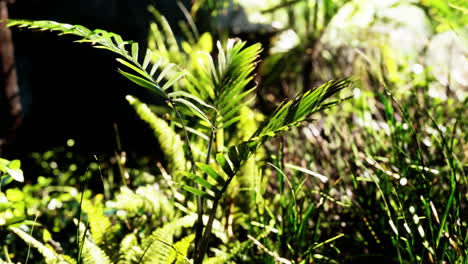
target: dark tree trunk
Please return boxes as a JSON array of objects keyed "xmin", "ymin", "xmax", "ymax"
[{"xmin": 0, "ymin": 0, "xmax": 21, "ymax": 154}]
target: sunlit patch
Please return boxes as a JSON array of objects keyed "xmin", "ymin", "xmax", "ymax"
[
  {"xmin": 399, "ymin": 177, "xmax": 408, "ymax": 186},
  {"xmin": 404, "ymin": 222, "xmax": 412, "ymax": 235},
  {"xmin": 47, "ymin": 198, "xmax": 63, "ymax": 210},
  {"xmin": 410, "ymin": 63, "xmax": 424, "ymax": 75},
  {"xmin": 417, "ymin": 225, "xmax": 425, "ymax": 238},
  {"xmin": 353, "ymin": 87, "xmax": 361, "ymax": 98},
  {"xmin": 422, "ymin": 137, "xmax": 432, "ymax": 147},
  {"xmin": 66, "ymin": 138, "xmax": 75, "ymax": 147},
  {"xmin": 428, "ymin": 84, "xmax": 447, "ymax": 100},
  {"xmin": 49, "ymin": 161, "xmax": 58, "ymax": 169},
  {"xmin": 270, "ymin": 29, "xmax": 300, "ymax": 53},
  {"xmin": 413, "ymin": 214, "xmax": 420, "ymax": 225}
]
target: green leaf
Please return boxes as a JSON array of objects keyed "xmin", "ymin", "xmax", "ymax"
[
  {"xmin": 228, "ymin": 147, "xmax": 241, "ymax": 168},
  {"xmin": 172, "ymin": 98, "xmax": 213, "ymax": 127},
  {"xmin": 116, "ymin": 58, "xmax": 152, "ymax": 81},
  {"xmin": 6, "ymin": 168, "xmax": 24, "ymax": 183},
  {"xmin": 1, "ymin": 175, "xmax": 13, "ymax": 187},
  {"xmin": 156, "ymin": 64, "xmax": 176, "ymax": 83},
  {"xmin": 150, "ymin": 57, "xmax": 162, "ymax": 77},
  {"xmin": 168, "ymin": 91, "xmax": 216, "ymax": 110},
  {"xmin": 215, "ymin": 153, "xmax": 234, "ymax": 177},
  {"xmin": 285, "ymin": 163, "xmax": 328, "ymax": 183},
  {"xmin": 131, "ymin": 42, "xmax": 139, "ymax": 62},
  {"xmin": 162, "ymin": 71, "xmax": 187, "ymax": 91},
  {"xmin": 219, "ymin": 115, "xmax": 242, "ymax": 130},
  {"xmin": 182, "ymin": 172, "xmax": 220, "ymax": 194},
  {"xmin": 118, "ymin": 69, "xmax": 166, "ymax": 98},
  {"xmin": 196, "ymin": 163, "xmax": 226, "ymax": 186},
  {"xmin": 0, "ymin": 159, "xmax": 24, "ymax": 183},
  {"xmin": 8, "ymin": 160, "xmax": 21, "ymax": 170},
  {"xmin": 143, "ymin": 49, "xmax": 153, "ymax": 70},
  {"xmin": 183, "ymin": 186, "xmax": 215, "ymax": 200}
]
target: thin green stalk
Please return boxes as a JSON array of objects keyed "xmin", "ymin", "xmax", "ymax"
[
  {"xmin": 3, "ymin": 245, "xmax": 12, "ymax": 263},
  {"xmin": 423, "ymin": 110, "xmax": 457, "ymax": 247},
  {"xmin": 193, "ymin": 128, "xmax": 215, "ymax": 260},
  {"xmin": 194, "ymin": 170, "xmax": 238, "ymax": 264},
  {"xmin": 168, "ymin": 99, "xmax": 205, "ymax": 261},
  {"xmin": 76, "ymin": 166, "xmax": 90, "ymax": 264}
]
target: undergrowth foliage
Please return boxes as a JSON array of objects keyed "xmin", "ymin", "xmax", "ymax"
[
  {"xmin": 2, "ymin": 0, "xmax": 467, "ymax": 263},
  {"xmin": 6, "ymin": 19, "xmax": 349, "ymax": 264}
]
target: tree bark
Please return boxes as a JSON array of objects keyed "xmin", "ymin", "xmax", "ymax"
[{"xmin": 0, "ymin": 0, "xmax": 21, "ymax": 153}]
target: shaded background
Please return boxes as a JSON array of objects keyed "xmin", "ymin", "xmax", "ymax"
[{"xmin": 1, "ymin": 0, "xmax": 191, "ymax": 157}]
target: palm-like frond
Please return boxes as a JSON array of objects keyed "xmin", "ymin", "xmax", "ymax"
[
  {"xmin": 7, "ymin": 19, "xmax": 215, "ymax": 125},
  {"xmin": 185, "ymin": 79, "xmax": 350, "ymax": 200},
  {"xmin": 7, "ymin": 20, "xmax": 180, "ymax": 97},
  {"xmin": 186, "ymin": 39, "xmax": 262, "ymax": 130},
  {"xmin": 185, "ymin": 79, "xmax": 351, "ymax": 261},
  {"xmin": 249, "ymin": 79, "xmax": 350, "ymax": 149}
]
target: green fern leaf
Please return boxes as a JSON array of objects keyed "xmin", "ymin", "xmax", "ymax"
[
  {"xmin": 117, "ymin": 233, "xmax": 141, "ymax": 264},
  {"xmin": 81, "ymin": 238, "xmax": 113, "ymax": 264},
  {"xmin": 81, "ymin": 195, "xmax": 113, "ymax": 245},
  {"xmin": 126, "ymin": 95, "xmax": 186, "ymax": 177},
  {"xmin": 110, "ymin": 185, "xmax": 176, "ymax": 225},
  {"xmin": 9, "ymin": 226, "xmax": 74, "ymax": 264},
  {"xmin": 173, "ymin": 234, "xmax": 194, "ymax": 264},
  {"xmin": 139, "ymin": 215, "xmax": 197, "ymax": 264},
  {"xmin": 75, "ymin": 220, "xmax": 113, "ymax": 264}
]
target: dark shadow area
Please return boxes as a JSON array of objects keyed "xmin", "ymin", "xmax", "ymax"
[{"xmin": 2, "ymin": 0, "xmax": 168, "ymax": 160}]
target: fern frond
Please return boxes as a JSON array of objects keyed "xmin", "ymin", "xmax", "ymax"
[
  {"xmin": 126, "ymin": 95, "xmax": 186, "ymax": 177},
  {"xmin": 81, "ymin": 195, "xmax": 113, "ymax": 245},
  {"xmin": 110, "ymin": 185, "xmax": 176, "ymax": 227},
  {"xmin": 173, "ymin": 234, "xmax": 194, "ymax": 264},
  {"xmin": 81, "ymin": 238, "xmax": 113, "ymax": 264},
  {"xmin": 148, "ymin": 6, "xmax": 183, "ymax": 66},
  {"xmin": 9, "ymin": 226, "xmax": 74, "ymax": 264},
  {"xmin": 117, "ymin": 233, "xmax": 142, "ymax": 264},
  {"xmin": 138, "ymin": 214, "xmax": 197, "ymax": 264},
  {"xmin": 135, "ymin": 185, "xmax": 176, "ymax": 220},
  {"xmin": 112, "ymin": 186, "xmax": 155, "ymax": 218},
  {"xmin": 8, "ymin": 20, "xmax": 165, "ymax": 95},
  {"xmin": 75, "ymin": 220, "xmax": 113, "ymax": 264}
]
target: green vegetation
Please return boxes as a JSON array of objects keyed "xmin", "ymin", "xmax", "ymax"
[{"xmin": 1, "ymin": 0, "xmax": 467, "ymax": 263}]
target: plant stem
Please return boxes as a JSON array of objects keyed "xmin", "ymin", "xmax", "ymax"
[
  {"xmin": 194, "ymin": 111, "xmax": 216, "ymax": 262},
  {"xmin": 169, "ymin": 99, "xmax": 206, "ymax": 261},
  {"xmin": 3, "ymin": 244, "xmax": 12, "ymax": 263},
  {"xmin": 194, "ymin": 170, "xmax": 237, "ymax": 264},
  {"xmin": 169, "ymin": 99, "xmax": 197, "ymax": 175}
]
